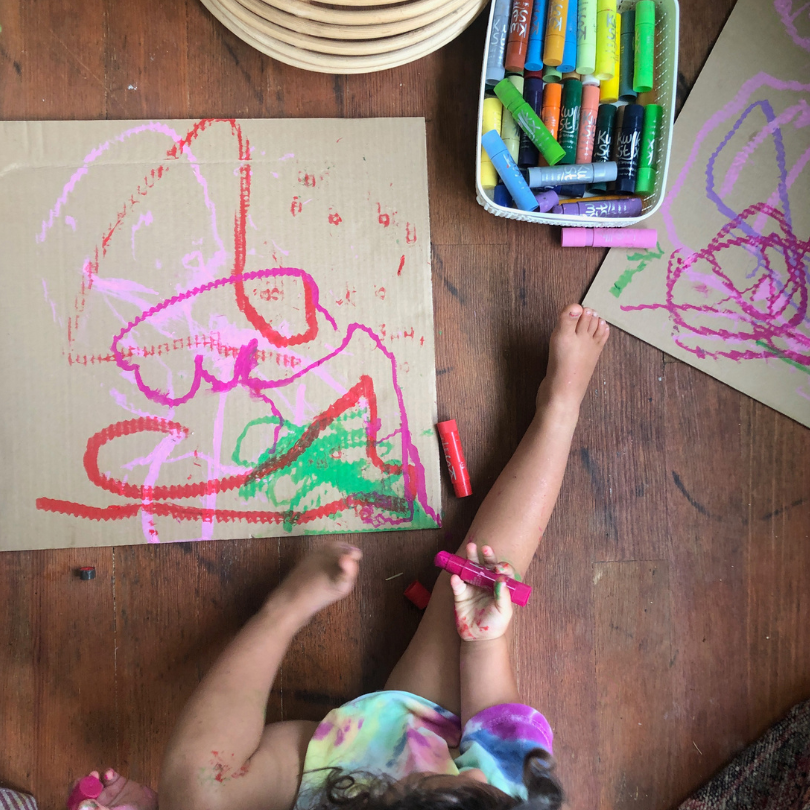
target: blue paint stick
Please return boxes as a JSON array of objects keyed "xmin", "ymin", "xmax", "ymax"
[
  {"xmin": 559, "ymin": 0, "xmax": 579, "ymax": 74},
  {"xmin": 524, "ymin": 0, "xmax": 548, "ymax": 71},
  {"xmin": 493, "ymin": 184, "xmax": 514, "ymax": 207},
  {"xmin": 481, "ymin": 130, "xmax": 540, "ymax": 211},
  {"xmin": 485, "ymin": 0, "xmax": 512, "ymax": 86}
]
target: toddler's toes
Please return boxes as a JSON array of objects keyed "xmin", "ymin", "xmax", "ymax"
[
  {"xmin": 587, "ymin": 310, "xmax": 599, "ymax": 335},
  {"xmin": 576, "ymin": 308, "xmax": 594, "ymax": 335},
  {"xmin": 558, "ymin": 303, "xmax": 583, "ymax": 334},
  {"xmin": 595, "ymin": 318, "xmax": 610, "ymax": 343}
]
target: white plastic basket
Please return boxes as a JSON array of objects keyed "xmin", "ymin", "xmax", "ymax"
[{"xmin": 475, "ymin": 0, "xmax": 679, "ymax": 226}]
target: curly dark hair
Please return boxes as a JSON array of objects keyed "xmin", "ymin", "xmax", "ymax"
[{"xmin": 298, "ymin": 749, "xmax": 564, "ymax": 810}]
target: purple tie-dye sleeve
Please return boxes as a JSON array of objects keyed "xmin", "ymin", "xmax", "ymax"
[{"xmin": 456, "ymin": 704, "xmax": 554, "ymax": 797}]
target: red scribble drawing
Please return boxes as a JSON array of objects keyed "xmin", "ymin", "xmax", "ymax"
[{"xmin": 35, "ymin": 118, "xmax": 439, "ymax": 542}]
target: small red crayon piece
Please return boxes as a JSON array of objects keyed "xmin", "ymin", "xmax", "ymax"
[
  {"xmin": 435, "ymin": 550, "xmax": 532, "ymax": 606},
  {"xmin": 437, "ymin": 419, "xmax": 472, "ymax": 498},
  {"xmin": 404, "ymin": 580, "xmax": 431, "ymax": 609},
  {"xmin": 67, "ymin": 775, "xmax": 103, "ymax": 810}
]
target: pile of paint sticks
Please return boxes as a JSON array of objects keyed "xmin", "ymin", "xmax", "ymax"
[{"xmin": 480, "ymin": 0, "xmax": 665, "ymax": 248}]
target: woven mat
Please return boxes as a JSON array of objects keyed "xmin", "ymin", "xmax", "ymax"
[{"xmin": 679, "ymin": 700, "xmax": 810, "ymax": 810}]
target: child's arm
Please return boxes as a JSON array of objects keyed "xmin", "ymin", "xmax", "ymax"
[
  {"xmin": 160, "ymin": 544, "xmax": 361, "ymax": 810},
  {"xmin": 459, "ymin": 637, "xmax": 520, "ymax": 727},
  {"xmin": 450, "ymin": 543, "xmax": 521, "ymax": 726}
]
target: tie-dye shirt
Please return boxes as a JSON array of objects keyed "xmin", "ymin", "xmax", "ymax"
[{"xmin": 295, "ymin": 690, "xmax": 553, "ymax": 806}]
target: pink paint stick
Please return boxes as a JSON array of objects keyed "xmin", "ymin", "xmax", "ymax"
[
  {"xmin": 67, "ymin": 775, "xmax": 103, "ymax": 810},
  {"xmin": 435, "ymin": 550, "xmax": 532, "ymax": 606},
  {"xmin": 561, "ymin": 227, "xmax": 657, "ymax": 248}
]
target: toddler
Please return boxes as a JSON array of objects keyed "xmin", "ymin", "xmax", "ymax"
[{"xmin": 69, "ymin": 304, "xmax": 609, "ymax": 810}]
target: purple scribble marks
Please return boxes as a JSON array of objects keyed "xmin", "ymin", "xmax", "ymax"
[
  {"xmin": 623, "ymin": 203, "xmax": 810, "ymax": 365},
  {"xmin": 632, "ymin": 69, "xmax": 810, "ymax": 370},
  {"xmin": 775, "ymin": 0, "xmax": 810, "ymax": 52}
]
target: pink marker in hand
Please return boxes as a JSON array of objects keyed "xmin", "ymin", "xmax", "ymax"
[
  {"xmin": 67, "ymin": 775, "xmax": 103, "ymax": 810},
  {"xmin": 435, "ymin": 550, "xmax": 532, "ymax": 606}
]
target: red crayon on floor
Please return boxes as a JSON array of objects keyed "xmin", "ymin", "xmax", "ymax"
[
  {"xmin": 435, "ymin": 550, "xmax": 532, "ymax": 606},
  {"xmin": 67, "ymin": 775, "xmax": 103, "ymax": 810},
  {"xmin": 404, "ymin": 580, "xmax": 431, "ymax": 609},
  {"xmin": 437, "ymin": 419, "xmax": 472, "ymax": 497}
]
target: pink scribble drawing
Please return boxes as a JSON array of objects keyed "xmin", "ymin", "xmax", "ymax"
[
  {"xmin": 34, "ymin": 118, "xmax": 439, "ymax": 542},
  {"xmin": 620, "ymin": 73, "xmax": 810, "ymax": 369}
]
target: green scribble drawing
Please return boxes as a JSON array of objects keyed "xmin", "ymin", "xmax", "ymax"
[
  {"xmin": 609, "ymin": 242, "xmax": 665, "ymax": 298},
  {"xmin": 232, "ymin": 409, "xmax": 432, "ymax": 532},
  {"xmin": 755, "ymin": 341, "xmax": 810, "ymax": 376}
]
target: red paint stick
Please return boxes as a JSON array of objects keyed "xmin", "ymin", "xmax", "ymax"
[
  {"xmin": 435, "ymin": 550, "xmax": 532, "ymax": 606},
  {"xmin": 67, "ymin": 775, "xmax": 103, "ymax": 810},
  {"xmin": 437, "ymin": 420, "xmax": 472, "ymax": 497},
  {"xmin": 505, "ymin": 0, "xmax": 535, "ymax": 72},
  {"xmin": 404, "ymin": 580, "xmax": 431, "ymax": 609}
]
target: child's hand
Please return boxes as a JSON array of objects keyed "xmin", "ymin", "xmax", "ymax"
[
  {"xmin": 68, "ymin": 768, "xmax": 157, "ymax": 810},
  {"xmin": 450, "ymin": 542, "xmax": 514, "ymax": 641}
]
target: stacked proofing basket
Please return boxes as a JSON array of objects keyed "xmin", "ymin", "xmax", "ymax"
[
  {"xmin": 200, "ymin": 0, "xmax": 490, "ymax": 73},
  {"xmin": 475, "ymin": 0, "xmax": 679, "ymax": 226}
]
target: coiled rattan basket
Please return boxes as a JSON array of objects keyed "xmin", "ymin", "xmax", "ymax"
[{"xmin": 200, "ymin": 0, "xmax": 488, "ymax": 73}]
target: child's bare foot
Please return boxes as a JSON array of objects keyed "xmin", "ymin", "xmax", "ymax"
[
  {"xmin": 274, "ymin": 541, "xmax": 362, "ymax": 621},
  {"xmin": 537, "ymin": 304, "xmax": 609, "ymax": 412},
  {"xmin": 70, "ymin": 768, "xmax": 157, "ymax": 810}
]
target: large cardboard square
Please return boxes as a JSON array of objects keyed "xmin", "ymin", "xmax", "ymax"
[
  {"xmin": 584, "ymin": 0, "xmax": 810, "ymax": 428},
  {"xmin": 0, "ymin": 118, "xmax": 441, "ymax": 550}
]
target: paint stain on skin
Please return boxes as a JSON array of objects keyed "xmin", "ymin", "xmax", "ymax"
[{"xmin": 201, "ymin": 751, "xmax": 251, "ymax": 785}]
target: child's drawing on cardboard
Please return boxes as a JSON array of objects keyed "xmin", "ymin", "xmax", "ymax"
[
  {"xmin": 584, "ymin": 0, "xmax": 810, "ymax": 428},
  {"xmin": 0, "ymin": 118, "xmax": 441, "ymax": 551}
]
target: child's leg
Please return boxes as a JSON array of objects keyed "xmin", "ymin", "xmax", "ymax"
[
  {"xmin": 384, "ymin": 305, "xmax": 609, "ymax": 715},
  {"xmin": 159, "ymin": 543, "xmax": 362, "ymax": 810}
]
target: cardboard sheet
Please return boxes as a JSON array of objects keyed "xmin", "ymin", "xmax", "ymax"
[
  {"xmin": 584, "ymin": 0, "xmax": 810, "ymax": 428},
  {"xmin": 0, "ymin": 118, "xmax": 441, "ymax": 550}
]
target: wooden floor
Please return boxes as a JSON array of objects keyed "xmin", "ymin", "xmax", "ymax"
[{"xmin": 1, "ymin": 1, "xmax": 809, "ymax": 808}]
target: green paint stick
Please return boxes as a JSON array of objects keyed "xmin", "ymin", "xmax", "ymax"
[
  {"xmin": 500, "ymin": 75, "xmax": 524, "ymax": 162},
  {"xmin": 557, "ymin": 77, "xmax": 582, "ymax": 164},
  {"xmin": 576, "ymin": 0, "xmax": 598, "ymax": 75},
  {"xmin": 543, "ymin": 64, "xmax": 563, "ymax": 82},
  {"xmin": 619, "ymin": 9, "xmax": 637, "ymax": 100},
  {"xmin": 493, "ymin": 77, "xmax": 566, "ymax": 165},
  {"xmin": 635, "ymin": 103, "xmax": 662, "ymax": 194},
  {"xmin": 634, "ymin": 0, "xmax": 655, "ymax": 93}
]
